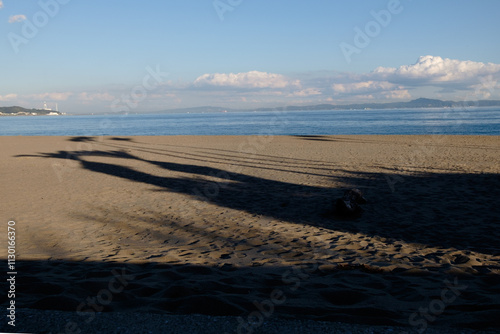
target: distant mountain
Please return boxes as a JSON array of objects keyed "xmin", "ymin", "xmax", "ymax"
[
  {"xmin": 0, "ymin": 106, "xmax": 62, "ymax": 116},
  {"xmin": 252, "ymin": 98, "xmax": 500, "ymax": 111},
  {"xmin": 153, "ymin": 99, "xmax": 500, "ymax": 114}
]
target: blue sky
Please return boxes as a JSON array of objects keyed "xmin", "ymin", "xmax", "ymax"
[{"xmin": 1, "ymin": 0, "xmax": 500, "ymax": 114}]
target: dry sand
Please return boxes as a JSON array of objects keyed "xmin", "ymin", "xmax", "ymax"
[{"xmin": 1, "ymin": 135, "xmax": 499, "ymax": 333}]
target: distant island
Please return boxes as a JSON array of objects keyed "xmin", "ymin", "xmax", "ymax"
[
  {"xmin": 155, "ymin": 98, "xmax": 500, "ymax": 114},
  {"xmin": 0, "ymin": 106, "xmax": 62, "ymax": 116}
]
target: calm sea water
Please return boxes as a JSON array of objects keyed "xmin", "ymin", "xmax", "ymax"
[{"xmin": 1, "ymin": 108, "xmax": 500, "ymax": 136}]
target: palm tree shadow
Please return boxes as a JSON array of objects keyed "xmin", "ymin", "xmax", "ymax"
[
  {"xmin": 17, "ymin": 146, "xmax": 500, "ymax": 255},
  {"xmin": 27, "ymin": 148, "xmax": 336, "ymax": 224}
]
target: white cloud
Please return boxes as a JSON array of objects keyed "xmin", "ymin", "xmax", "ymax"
[
  {"xmin": 373, "ymin": 55, "xmax": 500, "ymax": 83},
  {"xmin": 290, "ymin": 88, "xmax": 322, "ymax": 97},
  {"xmin": 0, "ymin": 1, "xmax": 4, "ymax": 9},
  {"xmin": 332, "ymin": 80, "xmax": 395, "ymax": 94},
  {"xmin": 30, "ymin": 92, "xmax": 73, "ymax": 101},
  {"xmin": 0, "ymin": 93, "xmax": 18, "ymax": 101},
  {"xmin": 8, "ymin": 14, "xmax": 27, "ymax": 23},
  {"xmin": 384, "ymin": 89, "xmax": 411, "ymax": 100},
  {"xmin": 194, "ymin": 71, "xmax": 300, "ymax": 89},
  {"xmin": 331, "ymin": 80, "xmax": 411, "ymax": 101},
  {"xmin": 8, "ymin": 56, "xmax": 498, "ymax": 113},
  {"xmin": 469, "ymin": 75, "xmax": 500, "ymax": 99}
]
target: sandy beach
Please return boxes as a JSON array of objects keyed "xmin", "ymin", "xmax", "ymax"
[{"xmin": 1, "ymin": 135, "xmax": 500, "ymax": 333}]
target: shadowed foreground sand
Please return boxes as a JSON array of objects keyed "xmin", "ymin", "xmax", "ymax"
[{"xmin": 1, "ymin": 135, "xmax": 499, "ymax": 333}]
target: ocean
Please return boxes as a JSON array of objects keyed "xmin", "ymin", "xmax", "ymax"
[{"xmin": 1, "ymin": 108, "xmax": 500, "ymax": 136}]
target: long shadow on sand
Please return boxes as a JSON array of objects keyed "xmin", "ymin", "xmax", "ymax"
[{"xmin": 16, "ymin": 137, "xmax": 500, "ymax": 256}]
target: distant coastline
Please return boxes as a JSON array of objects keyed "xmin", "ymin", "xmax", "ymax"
[
  {"xmin": 149, "ymin": 98, "xmax": 500, "ymax": 115},
  {"xmin": 3, "ymin": 98, "xmax": 500, "ymax": 116},
  {"xmin": 0, "ymin": 106, "xmax": 63, "ymax": 116}
]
